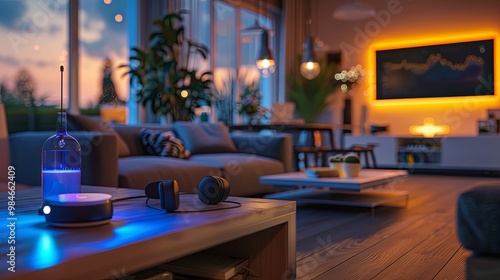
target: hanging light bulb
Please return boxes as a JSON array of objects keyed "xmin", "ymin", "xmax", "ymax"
[
  {"xmin": 300, "ymin": 2, "xmax": 320, "ymax": 80},
  {"xmin": 300, "ymin": 36, "xmax": 320, "ymax": 80},
  {"xmin": 256, "ymin": 29, "xmax": 275, "ymax": 78}
]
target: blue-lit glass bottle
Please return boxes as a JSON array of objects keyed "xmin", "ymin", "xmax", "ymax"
[{"xmin": 40, "ymin": 112, "xmax": 81, "ymax": 210}]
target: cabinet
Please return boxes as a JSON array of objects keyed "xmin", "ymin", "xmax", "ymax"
[
  {"xmin": 396, "ymin": 137, "xmax": 441, "ymax": 166},
  {"xmin": 345, "ymin": 135, "xmax": 500, "ymax": 173}
]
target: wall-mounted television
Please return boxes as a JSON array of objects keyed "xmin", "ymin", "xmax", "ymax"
[{"xmin": 376, "ymin": 39, "xmax": 495, "ymax": 100}]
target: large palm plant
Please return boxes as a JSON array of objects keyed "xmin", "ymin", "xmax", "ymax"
[
  {"xmin": 121, "ymin": 11, "xmax": 213, "ymax": 121},
  {"xmin": 287, "ymin": 56, "xmax": 339, "ymax": 123}
]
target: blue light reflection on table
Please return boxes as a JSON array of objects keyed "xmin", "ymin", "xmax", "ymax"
[
  {"xmin": 9, "ymin": 213, "xmax": 64, "ymax": 271},
  {"xmin": 1, "ymin": 191, "xmax": 256, "ymax": 276},
  {"xmin": 13, "ymin": 201, "xmax": 200, "ymax": 271},
  {"xmin": 102, "ymin": 202, "xmax": 201, "ymax": 250},
  {"xmin": 30, "ymin": 232, "xmax": 62, "ymax": 270}
]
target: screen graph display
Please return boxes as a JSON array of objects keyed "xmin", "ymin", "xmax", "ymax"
[{"xmin": 376, "ymin": 39, "xmax": 494, "ymax": 100}]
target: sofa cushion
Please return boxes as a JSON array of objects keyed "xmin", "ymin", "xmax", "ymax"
[
  {"xmin": 188, "ymin": 153, "xmax": 284, "ymax": 196},
  {"xmin": 112, "ymin": 125, "xmax": 148, "ymax": 156},
  {"xmin": 173, "ymin": 122, "xmax": 237, "ymax": 155},
  {"xmin": 112, "ymin": 124, "xmax": 173, "ymax": 157},
  {"xmin": 457, "ymin": 184, "xmax": 500, "ymax": 255},
  {"xmin": 139, "ymin": 129, "xmax": 191, "ymax": 159},
  {"xmin": 118, "ymin": 157, "xmax": 222, "ymax": 192},
  {"xmin": 68, "ymin": 113, "xmax": 130, "ymax": 157}
]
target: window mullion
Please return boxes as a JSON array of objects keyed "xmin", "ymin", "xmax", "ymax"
[{"xmin": 68, "ymin": 0, "xmax": 79, "ymax": 114}]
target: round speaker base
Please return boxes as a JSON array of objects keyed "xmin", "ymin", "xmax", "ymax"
[
  {"xmin": 47, "ymin": 219, "xmax": 112, "ymax": 228},
  {"xmin": 43, "ymin": 193, "xmax": 113, "ymax": 228}
]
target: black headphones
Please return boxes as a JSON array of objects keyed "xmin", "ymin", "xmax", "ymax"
[{"xmin": 145, "ymin": 175, "xmax": 231, "ymax": 212}]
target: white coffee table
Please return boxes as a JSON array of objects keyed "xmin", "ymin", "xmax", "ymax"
[{"xmin": 260, "ymin": 169, "xmax": 409, "ymax": 213}]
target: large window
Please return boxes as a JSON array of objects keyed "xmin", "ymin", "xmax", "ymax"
[
  {"xmin": 79, "ymin": 0, "xmax": 128, "ymax": 108},
  {"xmin": 0, "ymin": 0, "xmax": 129, "ymax": 131},
  {"xmin": 0, "ymin": 0, "xmax": 280, "ymax": 131},
  {"xmin": 0, "ymin": 0, "xmax": 128, "ymax": 108},
  {"xmin": 213, "ymin": 0, "xmax": 279, "ymax": 124},
  {"xmin": 179, "ymin": 0, "xmax": 211, "ymax": 77},
  {"xmin": 0, "ymin": 0, "xmax": 68, "ymax": 107},
  {"xmin": 0, "ymin": 0, "xmax": 69, "ymax": 132},
  {"xmin": 213, "ymin": 1, "xmax": 236, "ymax": 124},
  {"xmin": 240, "ymin": 7, "xmax": 275, "ymax": 109}
]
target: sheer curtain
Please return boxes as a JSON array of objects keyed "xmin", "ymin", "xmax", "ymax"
[
  {"xmin": 135, "ymin": 0, "xmax": 170, "ymax": 50},
  {"xmin": 131, "ymin": 0, "xmax": 178, "ymax": 123},
  {"xmin": 282, "ymin": 0, "xmax": 307, "ymax": 94}
]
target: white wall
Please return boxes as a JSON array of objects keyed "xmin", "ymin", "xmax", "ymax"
[{"xmin": 315, "ymin": 0, "xmax": 500, "ymax": 136}]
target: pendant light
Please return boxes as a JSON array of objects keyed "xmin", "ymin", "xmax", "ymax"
[
  {"xmin": 255, "ymin": 0, "xmax": 275, "ymax": 77},
  {"xmin": 300, "ymin": 35, "xmax": 320, "ymax": 80},
  {"xmin": 256, "ymin": 29, "xmax": 275, "ymax": 77},
  {"xmin": 300, "ymin": 2, "xmax": 320, "ymax": 80}
]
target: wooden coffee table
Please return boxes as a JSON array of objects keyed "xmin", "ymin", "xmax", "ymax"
[
  {"xmin": 260, "ymin": 169, "xmax": 409, "ymax": 214},
  {"xmin": 0, "ymin": 186, "xmax": 296, "ymax": 279}
]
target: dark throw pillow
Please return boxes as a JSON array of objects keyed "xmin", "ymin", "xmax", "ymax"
[
  {"xmin": 139, "ymin": 129, "xmax": 191, "ymax": 159},
  {"xmin": 172, "ymin": 122, "xmax": 237, "ymax": 155},
  {"xmin": 67, "ymin": 113, "xmax": 130, "ymax": 157}
]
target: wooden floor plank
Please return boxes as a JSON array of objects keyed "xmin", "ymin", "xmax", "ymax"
[
  {"xmin": 311, "ymin": 213, "xmax": 451, "ymax": 280},
  {"xmin": 293, "ymin": 174, "xmax": 497, "ymax": 279},
  {"xmin": 372, "ymin": 223, "xmax": 461, "ymax": 279},
  {"xmin": 297, "ymin": 213, "xmax": 426, "ymax": 278},
  {"xmin": 434, "ymin": 246, "xmax": 470, "ymax": 280}
]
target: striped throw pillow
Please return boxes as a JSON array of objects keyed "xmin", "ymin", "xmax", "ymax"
[{"xmin": 139, "ymin": 129, "xmax": 191, "ymax": 159}]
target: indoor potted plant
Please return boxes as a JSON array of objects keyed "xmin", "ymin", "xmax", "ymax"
[
  {"xmin": 343, "ymin": 153, "xmax": 361, "ymax": 178},
  {"xmin": 287, "ymin": 56, "xmax": 339, "ymax": 123},
  {"xmin": 328, "ymin": 154, "xmax": 346, "ymax": 178},
  {"xmin": 237, "ymin": 82, "xmax": 263, "ymax": 124},
  {"xmin": 121, "ymin": 11, "xmax": 213, "ymax": 122}
]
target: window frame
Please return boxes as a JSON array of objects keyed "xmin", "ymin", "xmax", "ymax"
[{"xmin": 67, "ymin": 0, "xmax": 282, "ymax": 124}]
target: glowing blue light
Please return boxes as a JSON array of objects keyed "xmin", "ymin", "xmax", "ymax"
[{"xmin": 30, "ymin": 233, "xmax": 61, "ymax": 269}]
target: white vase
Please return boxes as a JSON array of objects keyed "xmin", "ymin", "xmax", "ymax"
[
  {"xmin": 329, "ymin": 162, "xmax": 346, "ymax": 178},
  {"xmin": 343, "ymin": 162, "xmax": 361, "ymax": 178}
]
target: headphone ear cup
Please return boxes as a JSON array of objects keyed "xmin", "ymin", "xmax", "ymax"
[
  {"xmin": 217, "ymin": 176, "xmax": 230, "ymax": 202},
  {"xmin": 198, "ymin": 176, "xmax": 230, "ymax": 205},
  {"xmin": 158, "ymin": 180, "xmax": 179, "ymax": 212},
  {"xmin": 145, "ymin": 181, "xmax": 162, "ymax": 199}
]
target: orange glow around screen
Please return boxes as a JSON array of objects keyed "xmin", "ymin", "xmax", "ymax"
[{"xmin": 368, "ymin": 33, "xmax": 499, "ymax": 107}]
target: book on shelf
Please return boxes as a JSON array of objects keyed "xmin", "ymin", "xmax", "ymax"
[
  {"xmin": 158, "ymin": 253, "xmax": 249, "ymax": 280},
  {"xmin": 305, "ymin": 167, "xmax": 339, "ymax": 178}
]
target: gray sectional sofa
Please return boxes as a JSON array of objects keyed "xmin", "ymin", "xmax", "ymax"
[{"xmin": 10, "ymin": 115, "xmax": 293, "ymax": 197}]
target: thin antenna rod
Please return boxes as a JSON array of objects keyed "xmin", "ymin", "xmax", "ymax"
[{"xmin": 60, "ymin": 65, "xmax": 64, "ymax": 114}]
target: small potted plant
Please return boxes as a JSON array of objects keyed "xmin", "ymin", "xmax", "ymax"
[
  {"xmin": 328, "ymin": 154, "xmax": 346, "ymax": 178},
  {"xmin": 343, "ymin": 153, "xmax": 361, "ymax": 178}
]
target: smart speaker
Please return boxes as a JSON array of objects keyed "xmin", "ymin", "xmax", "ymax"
[{"xmin": 42, "ymin": 193, "xmax": 113, "ymax": 227}]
